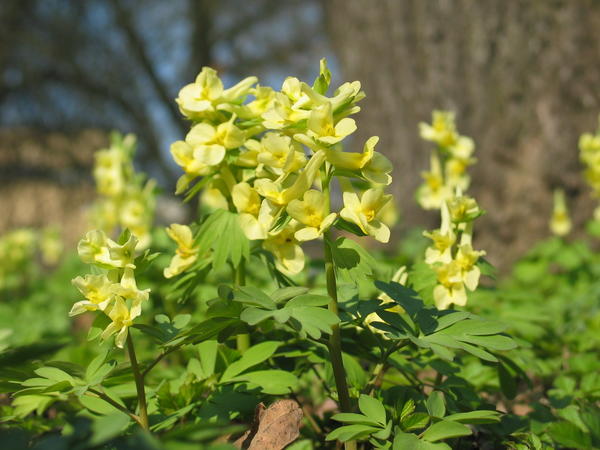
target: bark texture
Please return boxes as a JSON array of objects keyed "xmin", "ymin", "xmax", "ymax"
[{"xmin": 326, "ymin": 0, "xmax": 600, "ymax": 270}]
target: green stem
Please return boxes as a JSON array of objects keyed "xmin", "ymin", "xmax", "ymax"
[
  {"xmin": 127, "ymin": 332, "xmax": 149, "ymax": 431},
  {"xmin": 86, "ymin": 388, "xmax": 143, "ymax": 427},
  {"xmin": 235, "ymin": 258, "xmax": 250, "ymax": 353},
  {"xmin": 321, "ymin": 165, "xmax": 355, "ymax": 450}
]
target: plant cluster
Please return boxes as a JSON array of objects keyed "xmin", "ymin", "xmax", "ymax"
[{"xmin": 0, "ymin": 62, "xmax": 598, "ymax": 450}]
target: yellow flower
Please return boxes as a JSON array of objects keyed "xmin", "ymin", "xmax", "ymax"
[
  {"xmin": 340, "ymin": 188, "xmax": 392, "ymax": 243},
  {"xmin": 186, "ymin": 119, "xmax": 245, "ymax": 154},
  {"xmin": 323, "ymin": 136, "xmax": 378, "ymax": 170},
  {"xmin": 262, "ymin": 92, "xmax": 310, "ymax": 129},
  {"xmin": 263, "ymin": 221, "xmax": 305, "ymax": 275},
  {"xmin": 419, "ymin": 111, "xmax": 458, "ymax": 148},
  {"xmin": 286, "ymin": 190, "xmax": 337, "ymax": 241},
  {"xmin": 176, "ymin": 67, "xmax": 257, "ymax": 120},
  {"xmin": 449, "ymin": 136, "xmax": 475, "ymax": 160},
  {"xmin": 255, "ymin": 150, "xmax": 325, "ymax": 206},
  {"xmin": 101, "ymin": 297, "xmax": 136, "ymax": 349},
  {"xmin": 164, "ymin": 224, "xmax": 199, "ymax": 278},
  {"xmin": 446, "ymin": 193, "xmax": 482, "ymax": 223},
  {"xmin": 306, "ymin": 102, "xmax": 356, "ymax": 145},
  {"xmin": 238, "ymin": 199, "xmax": 277, "ymax": 240},
  {"xmin": 93, "ymin": 147, "xmax": 125, "ymax": 197},
  {"xmin": 70, "ymin": 274, "xmax": 116, "ymax": 316},
  {"xmin": 257, "ymin": 133, "xmax": 306, "ymax": 175},
  {"xmin": 77, "ymin": 230, "xmax": 112, "ymax": 268},
  {"xmin": 433, "ymin": 262, "xmax": 467, "ymax": 310},
  {"xmin": 170, "ymin": 140, "xmax": 225, "ymax": 178},
  {"xmin": 363, "ymin": 152, "xmax": 393, "ymax": 186},
  {"xmin": 417, "ymin": 154, "xmax": 451, "ymax": 210},
  {"xmin": 550, "ymin": 189, "xmax": 572, "ymax": 237},
  {"xmin": 423, "ymin": 203, "xmax": 455, "ymax": 264},
  {"xmin": 454, "ymin": 243, "xmax": 485, "ymax": 291},
  {"xmin": 115, "ymin": 268, "xmax": 150, "ymax": 318}
]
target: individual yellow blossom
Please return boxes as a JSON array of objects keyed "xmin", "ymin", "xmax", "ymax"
[
  {"xmin": 263, "ymin": 221, "xmax": 305, "ymax": 275},
  {"xmin": 446, "ymin": 192, "xmax": 482, "ymax": 223},
  {"xmin": 69, "ymin": 274, "xmax": 116, "ymax": 316},
  {"xmin": 77, "ymin": 230, "xmax": 113, "ymax": 267},
  {"xmin": 322, "ymin": 136, "xmax": 378, "ymax": 171},
  {"xmin": 262, "ymin": 92, "xmax": 311, "ymax": 129},
  {"xmin": 101, "ymin": 297, "xmax": 136, "ymax": 349},
  {"xmin": 257, "ymin": 133, "xmax": 306, "ymax": 175},
  {"xmin": 340, "ymin": 188, "xmax": 392, "ymax": 243},
  {"xmin": 306, "ymin": 102, "xmax": 356, "ymax": 145},
  {"xmin": 300, "ymin": 79, "xmax": 364, "ymax": 112},
  {"xmin": 417, "ymin": 154, "xmax": 452, "ymax": 210},
  {"xmin": 176, "ymin": 66, "xmax": 257, "ymax": 120},
  {"xmin": 363, "ymin": 152, "xmax": 393, "ymax": 186},
  {"xmin": 433, "ymin": 262, "xmax": 468, "ymax": 309},
  {"xmin": 419, "ymin": 110, "xmax": 459, "ymax": 148},
  {"xmin": 454, "ymin": 242, "xmax": 485, "ymax": 291},
  {"xmin": 449, "ymin": 136, "xmax": 475, "ymax": 160},
  {"xmin": 115, "ymin": 267, "xmax": 150, "ymax": 318},
  {"xmin": 423, "ymin": 203, "xmax": 455, "ymax": 264},
  {"xmin": 255, "ymin": 151, "xmax": 325, "ymax": 206},
  {"xmin": 219, "ymin": 85, "xmax": 275, "ymax": 119},
  {"xmin": 286, "ymin": 190, "xmax": 337, "ymax": 241},
  {"xmin": 171, "ymin": 140, "xmax": 225, "ymax": 178},
  {"xmin": 186, "ymin": 118, "xmax": 245, "ymax": 154},
  {"xmin": 93, "ymin": 147, "xmax": 125, "ymax": 197},
  {"xmin": 164, "ymin": 224, "xmax": 199, "ymax": 278},
  {"xmin": 550, "ymin": 189, "xmax": 572, "ymax": 237},
  {"xmin": 238, "ymin": 199, "xmax": 277, "ymax": 241}
]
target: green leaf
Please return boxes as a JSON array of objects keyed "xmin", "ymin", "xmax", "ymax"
[
  {"xmin": 459, "ymin": 334, "xmax": 516, "ymax": 351},
  {"xmin": 332, "ymin": 413, "xmax": 382, "ymax": 427},
  {"xmin": 220, "ymin": 341, "xmax": 280, "ymax": 382},
  {"xmin": 240, "ymin": 308, "xmax": 276, "ymax": 325},
  {"xmin": 326, "ymin": 424, "xmax": 380, "ymax": 442},
  {"xmin": 234, "ymin": 286, "xmax": 277, "ymax": 310},
  {"xmin": 227, "ymin": 369, "xmax": 298, "ymax": 395},
  {"xmin": 426, "ymin": 391, "xmax": 445, "ymax": 418},
  {"xmin": 437, "ymin": 319, "xmax": 508, "ymax": 336},
  {"xmin": 402, "ymin": 412, "xmax": 430, "ymax": 431},
  {"xmin": 547, "ymin": 421, "xmax": 592, "ymax": 449},
  {"xmin": 358, "ymin": 395, "xmax": 386, "ymax": 425},
  {"xmin": 88, "ymin": 314, "xmax": 111, "ymax": 341},
  {"xmin": 194, "ymin": 340, "xmax": 218, "ymax": 380},
  {"xmin": 421, "ymin": 420, "xmax": 472, "ymax": 442},
  {"xmin": 34, "ymin": 367, "xmax": 74, "ymax": 385},
  {"xmin": 498, "ymin": 363, "xmax": 517, "ymax": 400},
  {"xmin": 558, "ymin": 405, "xmax": 589, "ymax": 433},
  {"xmin": 330, "ymin": 237, "xmax": 377, "ymax": 282},
  {"xmin": 444, "ymin": 410, "xmax": 501, "ymax": 424},
  {"xmin": 89, "ymin": 412, "xmax": 131, "ymax": 446},
  {"xmin": 287, "ymin": 306, "xmax": 339, "ymax": 339},
  {"xmin": 285, "ymin": 294, "xmax": 330, "ymax": 308},
  {"xmin": 196, "ymin": 209, "xmax": 249, "ymax": 269},
  {"xmin": 393, "ymin": 432, "xmax": 451, "ymax": 450},
  {"xmin": 271, "ymin": 287, "xmax": 309, "ymax": 303}
]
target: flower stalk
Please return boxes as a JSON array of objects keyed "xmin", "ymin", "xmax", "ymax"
[{"xmin": 126, "ymin": 332, "xmax": 149, "ymax": 431}]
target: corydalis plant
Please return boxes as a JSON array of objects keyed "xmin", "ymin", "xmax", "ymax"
[
  {"xmin": 92, "ymin": 132, "xmax": 156, "ymax": 250},
  {"xmin": 418, "ymin": 112, "xmax": 485, "ymax": 309}
]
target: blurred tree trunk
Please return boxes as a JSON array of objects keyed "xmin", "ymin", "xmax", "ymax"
[{"xmin": 326, "ymin": 0, "xmax": 600, "ymax": 270}]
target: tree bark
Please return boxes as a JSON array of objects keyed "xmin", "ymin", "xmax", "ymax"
[{"xmin": 326, "ymin": 0, "xmax": 600, "ymax": 270}]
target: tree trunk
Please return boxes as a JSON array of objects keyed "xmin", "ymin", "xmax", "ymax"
[{"xmin": 326, "ymin": 0, "xmax": 600, "ymax": 270}]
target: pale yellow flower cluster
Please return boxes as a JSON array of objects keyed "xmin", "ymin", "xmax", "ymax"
[
  {"xmin": 170, "ymin": 60, "xmax": 394, "ymax": 275},
  {"xmin": 70, "ymin": 230, "xmax": 149, "ymax": 348},
  {"xmin": 549, "ymin": 189, "xmax": 572, "ymax": 237},
  {"xmin": 423, "ymin": 194, "xmax": 485, "ymax": 310},
  {"xmin": 579, "ymin": 118, "xmax": 600, "ymax": 220},
  {"xmin": 0, "ymin": 229, "xmax": 36, "ymax": 291},
  {"xmin": 417, "ymin": 111, "xmax": 476, "ymax": 210},
  {"xmin": 0, "ymin": 227, "xmax": 63, "ymax": 291},
  {"xmin": 92, "ymin": 133, "xmax": 156, "ymax": 249}
]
